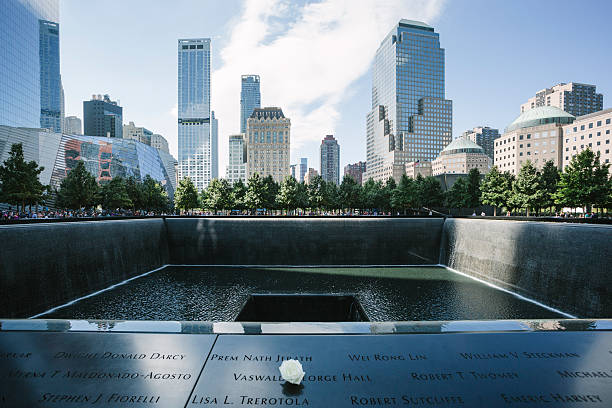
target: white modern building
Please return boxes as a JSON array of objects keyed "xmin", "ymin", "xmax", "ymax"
[{"xmin": 226, "ymin": 134, "xmax": 246, "ymax": 184}]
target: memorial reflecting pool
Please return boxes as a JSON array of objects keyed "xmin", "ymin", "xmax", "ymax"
[{"xmin": 42, "ymin": 266, "xmax": 564, "ymax": 321}]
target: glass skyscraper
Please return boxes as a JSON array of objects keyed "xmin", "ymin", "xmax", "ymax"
[
  {"xmin": 178, "ymin": 38, "xmax": 211, "ymax": 191},
  {"xmin": 240, "ymin": 75, "xmax": 261, "ymax": 134},
  {"xmin": 211, "ymin": 110, "xmax": 218, "ymax": 180},
  {"xmin": 364, "ymin": 19, "xmax": 452, "ymax": 183},
  {"xmin": 0, "ymin": 0, "xmax": 59, "ymax": 128},
  {"xmin": 83, "ymin": 94, "xmax": 123, "ymax": 138},
  {"xmin": 39, "ymin": 19, "xmax": 61, "ymax": 132}
]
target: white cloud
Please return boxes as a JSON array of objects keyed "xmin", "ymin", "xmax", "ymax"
[{"xmin": 212, "ymin": 0, "xmax": 446, "ymax": 176}]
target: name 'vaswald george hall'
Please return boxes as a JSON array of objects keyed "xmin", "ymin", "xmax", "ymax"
[{"xmin": 0, "ymin": 216, "xmax": 611, "ymax": 407}]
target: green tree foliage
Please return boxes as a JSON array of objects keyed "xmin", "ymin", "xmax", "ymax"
[
  {"xmin": 362, "ymin": 178, "xmax": 384, "ymax": 211},
  {"xmin": 0, "ymin": 143, "xmax": 48, "ymax": 211},
  {"xmin": 307, "ymin": 175, "xmax": 326, "ymax": 211},
  {"xmin": 277, "ymin": 176, "xmax": 301, "ymax": 213},
  {"xmin": 262, "ymin": 175, "xmax": 279, "ymax": 211},
  {"xmin": 100, "ymin": 177, "xmax": 132, "ymax": 210},
  {"xmin": 480, "ymin": 166, "xmax": 513, "ymax": 216},
  {"xmin": 245, "ymin": 173, "xmax": 266, "ymax": 211},
  {"xmin": 512, "ymin": 160, "xmax": 545, "ymax": 216},
  {"xmin": 141, "ymin": 175, "xmax": 169, "ymax": 212},
  {"xmin": 56, "ymin": 160, "xmax": 99, "ymax": 210},
  {"xmin": 125, "ymin": 176, "xmax": 145, "ymax": 210},
  {"xmin": 323, "ymin": 181, "xmax": 340, "ymax": 212},
  {"xmin": 174, "ymin": 177, "xmax": 199, "ymax": 212},
  {"xmin": 416, "ymin": 176, "xmax": 444, "ymax": 208},
  {"xmin": 391, "ymin": 174, "xmax": 416, "ymax": 213},
  {"xmin": 204, "ymin": 178, "xmax": 233, "ymax": 213},
  {"xmin": 466, "ymin": 168, "xmax": 482, "ymax": 208},
  {"xmin": 539, "ymin": 160, "xmax": 560, "ymax": 211},
  {"xmin": 231, "ymin": 179, "xmax": 247, "ymax": 211},
  {"xmin": 444, "ymin": 176, "xmax": 469, "ymax": 209},
  {"xmin": 381, "ymin": 177, "xmax": 397, "ymax": 212},
  {"xmin": 339, "ymin": 175, "xmax": 362, "ymax": 210}
]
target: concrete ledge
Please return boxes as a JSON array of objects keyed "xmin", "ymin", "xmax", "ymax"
[
  {"xmin": 0, "ymin": 219, "xmax": 169, "ymax": 318},
  {"xmin": 166, "ymin": 217, "xmax": 444, "ymax": 265},
  {"xmin": 440, "ymin": 218, "xmax": 612, "ymax": 318}
]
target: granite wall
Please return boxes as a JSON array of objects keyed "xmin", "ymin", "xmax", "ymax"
[
  {"xmin": 0, "ymin": 219, "xmax": 169, "ymax": 318},
  {"xmin": 440, "ymin": 218, "xmax": 612, "ymax": 318},
  {"xmin": 165, "ymin": 217, "xmax": 444, "ymax": 266}
]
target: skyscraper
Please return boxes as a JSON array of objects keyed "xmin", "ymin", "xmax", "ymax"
[
  {"xmin": 320, "ymin": 135, "xmax": 340, "ymax": 185},
  {"xmin": 178, "ymin": 38, "xmax": 211, "ymax": 191},
  {"xmin": 520, "ymin": 83, "xmax": 603, "ymax": 117},
  {"xmin": 64, "ymin": 116, "xmax": 82, "ymax": 135},
  {"xmin": 344, "ymin": 161, "xmax": 366, "ymax": 185},
  {"xmin": 462, "ymin": 126, "xmax": 499, "ymax": 160},
  {"xmin": 363, "ymin": 20, "xmax": 452, "ymax": 183},
  {"xmin": 39, "ymin": 19, "xmax": 61, "ymax": 132},
  {"xmin": 83, "ymin": 94, "xmax": 123, "ymax": 138},
  {"xmin": 299, "ymin": 158, "xmax": 307, "ymax": 183},
  {"xmin": 245, "ymin": 107, "xmax": 291, "ymax": 183},
  {"xmin": 0, "ymin": 0, "xmax": 59, "ymax": 128},
  {"xmin": 240, "ymin": 75, "xmax": 261, "ymax": 134},
  {"xmin": 226, "ymin": 134, "xmax": 246, "ymax": 185},
  {"xmin": 211, "ymin": 110, "xmax": 218, "ymax": 179}
]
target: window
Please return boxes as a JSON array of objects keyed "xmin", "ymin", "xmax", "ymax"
[
  {"xmin": 527, "ymin": 134, "xmax": 531, "ymax": 139},
  {"xmin": 606, "ymin": 119, "xmax": 611, "ymax": 125},
  {"xmin": 589, "ymin": 123, "xmax": 593, "ymax": 128},
  {"xmin": 519, "ymin": 135, "xmax": 524, "ymax": 140},
  {"xmin": 519, "ymin": 152, "xmax": 523, "ymax": 156},
  {"xmin": 520, "ymin": 144, "xmax": 523, "ymax": 148},
  {"xmin": 581, "ymin": 125, "xmax": 585, "ymax": 130},
  {"xmin": 581, "ymin": 135, "xmax": 584, "ymax": 140},
  {"xmin": 597, "ymin": 121, "xmax": 602, "ymax": 126},
  {"xmin": 527, "ymin": 143, "xmax": 531, "ymax": 147}
]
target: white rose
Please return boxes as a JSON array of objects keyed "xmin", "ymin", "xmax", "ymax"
[{"xmin": 278, "ymin": 359, "xmax": 305, "ymax": 385}]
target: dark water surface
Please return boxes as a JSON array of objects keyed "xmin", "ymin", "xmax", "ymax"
[{"xmin": 43, "ymin": 266, "xmax": 563, "ymax": 321}]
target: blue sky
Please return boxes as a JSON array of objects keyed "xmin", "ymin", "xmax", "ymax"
[{"xmin": 60, "ymin": 0, "xmax": 612, "ymax": 175}]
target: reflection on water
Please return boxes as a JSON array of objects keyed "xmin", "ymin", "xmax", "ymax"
[{"xmin": 43, "ymin": 266, "xmax": 563, "ymax": 321}]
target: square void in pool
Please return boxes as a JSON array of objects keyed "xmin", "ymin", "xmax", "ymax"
[{"xmin": 235, "ymin": 294, "xmax": 370, "ymax": 322}]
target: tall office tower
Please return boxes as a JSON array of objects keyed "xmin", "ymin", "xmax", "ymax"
[
  {"xmin": 240, "ymin": 75, "xmax": 261, "ymax": 134},
  {"xmin": 151, "ymin": 133, "xmax": 169, "ymax": 154},
  {"xmin": 0, "ymin": 0, "xmax": 59, "ymax": 128},
  {"xmin": 178, "ymin": 38, "xmax": 211, "ymax": 191},
  {"xmin": 64, "ymin": 116, "xmax": 82, "ymax": 135},
  {"xmin": 290, "ymin": 164, "xmax": 297, "ymax": 179},
  {"xmin": 462, "ymin": 126, "xmax": 499, "ymax": 160},
  {"xmin": 520, "ymin": 83, "xmax": 603, "ymax": 117},
  {"xmin": 123, "ymin": 121, "xmax": 152, "ymax": 145},
  {"xmin": 363, "ymin": 20, "xmax": 452, "ymax": 183},
  {"xmin": 211, "ymin": 110, "xmax": 218, "ymax": 179},
  {"xmin": 59, "ymin": 77, "xmax": 64, "ymax": 132},
  {"xmin": 245, "ymin": 107, "xmax": 291, "ymax": 183},
  {"xmin": 39, "ymin": 19, "xmax": 61, "ymax": 132},
  {"xmin": 344, "ymin": 161, "xmax": 367, "ymax": 185},
  {"xmin": 226, "ymin": 134, "xmax": 246, "ymax": 185},
  {"xmin": 299, "ymin": 158, "xmax": 307, "ymax": 182},
  {"xmin": 83, "ymin": 94, "xmax": 123, "ymax": 138},
  {"xmin": 320, "ymin": 135, "xmax": 340, "ymax": 185}
]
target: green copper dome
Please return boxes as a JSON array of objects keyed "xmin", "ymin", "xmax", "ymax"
[
  {"xmin": 440, "ymin": 137, "xmax": 484, "ymax": 156},
  {"xmin": 506, "ymin": 106, "xmax": 575, "ymax": 132}
]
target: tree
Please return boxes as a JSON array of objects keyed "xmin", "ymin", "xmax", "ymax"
[
  {"xmin": 480, "ymin": 166, "xmax": 513, "ymax": 216},
  {"xmin": 245, "ymin": 173, "xmax": 266, "ymax": 212},
  {"xmin": 323, "ymin": 181, "xmax": 340, "ymax": 213},
  {"xmin": 204, "ymin": 178, "xmax": 232, "ymax": 213},
  {"xmin": 512, "ymin": 161, "xmax": 545, "ymax": 216},
  {"xmin": 277, "ymin": 176, "xmax": 300, "ymax": 213},
  {"xmin": 307, "ymin": 175, "xmax": 326, "ymax": 212},
  {"xmin": 391, "ymin": 174, "xmax": 416, "ymax": 214},
  {"xmin": 174, "ymin": 177, "xmax": 199, "ymax": 213},
  {"xmin": 540, "ymin": 160, "xmax": 560, "ymax": 213},
  {"xmin": 339, "ymin": 175, "xmax": 362, "ymax": 211},
  {"xmin": 362, "ymin": 178, "xmax": 384, "ymax": 211},
  {"xmin": 231, "ymin": 179, "xmax": 247, "ymax": 211},
  {"xmin": 125, "ymin": 176, "xmax": 145, "ymax": 210},
  {"xmin": 466, "ymin": 168, "xmax": 482, "ymax": 208},
  {"xmin": 262, "ymin": 175, "xmax": 279, "ymax": 212},
  {"xmin": 0, "ymin": 143, "xmax": 48, "ymax": 212},
  {"xmin": 445, "ymin": 176, "xmax": 469, "ymax": 209},
  {"xmin": 381, "ymin": 177, "xmax": 397, "ymax": 213},
  {"xmin": 417, "ymin": 176, "xmax": 444, "ymax": 208},
  {"xmin": 100, "ymin": 177, "xmax": 132, "ymax": 210},
  {"xmin": 554, "ymin": 149, "xmax": 611, "ymax": 212},
  {"xmin": 56, "ymin": 160, "xmax": 99, "ymax": 210},
  {"xmin": 141, "ymin": 175, "xmax": 170, "ymax": 213}
]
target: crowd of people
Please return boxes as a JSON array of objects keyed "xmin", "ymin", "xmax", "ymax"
[{"xmin": 0, "ymin": 209, "xmax": 167, "ymax": 220}]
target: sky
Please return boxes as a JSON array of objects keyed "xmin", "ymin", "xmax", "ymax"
[{"xmin": 60, "ymin": 0, "xmax": 612, "ymax": 176}]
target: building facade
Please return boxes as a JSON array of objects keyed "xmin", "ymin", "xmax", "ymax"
[
  {"xmin": 39, "ymin": 19, "xmax": 61, "ymax": 132},
  {"xmin": 290, "ymin": 164, "xmax": 297, "ymax": 179},
  {"xmin": 304, "ymin": 168, "xmax": 319, "ymax": 185},
  {"xmin": 64, "ymin": 116, "xmax": 82, "ymax": 135},
  {"xmin": 562, "ymin": 108, "xmax": 612, "ymax": 172},
  {"xmin": 363, "ymin": 19, "xmax": 452, "ymax": 183},
  {"xmin": 178, "ymin": 38, "xmax": 212, "ymax": 191},
  {"xmin": 151, "ymin": 133, "xmax": 169, "ymax": 154},
  {"xmin": 123, "ymin": 121, "xmax": 152, "ymax": 145},
  {"xmin": 240, "ymin": 75, "xmax": 261, "ymax": 134},
  {"xmin": 226, "ymin": 134, "xmax": 246, "ymax": 185},
  {"xmin": 83, "ymin": 94, "xmax": 123, "ymax": 138},
  {"xmin": 431, "ymin": 138, "xmax": 491, "ymax": 176},
  {"xmin": 1, "ymin": 0, "xmax": 59, "ymax": 128},
  {"xmin": 211, "ymin": 110, "xmax": 218, "ymax": 180},
  {"xmin": 520, "ymin": 83, "xmax": 603, "ymax": 118},
  {"xmin": 462, "ymin": 126, "xmax": 499, "ymax": 160},
  {"xmin": 245, "ymin": 107, "xmax": 290, "ymax": 183},
  {"xmin": 344, "ymin": 161, "xmax": 366, "ymax": 185},
  {"xmin": 405, "ymin": 161, "xmax": 432, "ymax": 178},
  {"xmin": 0, "ymin": 125, "xmax": 177, "ymax": 205},
  {"xmin": 494, "ymin": 106, "xmax": 574, "ymax": 175},
  {"xmin": 299, "ymin": 158, "xmax": 307, "ymax": 183},
  {"xmin": 320, "ymin": 135, "xmax": 340, "ymax": 184}
]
